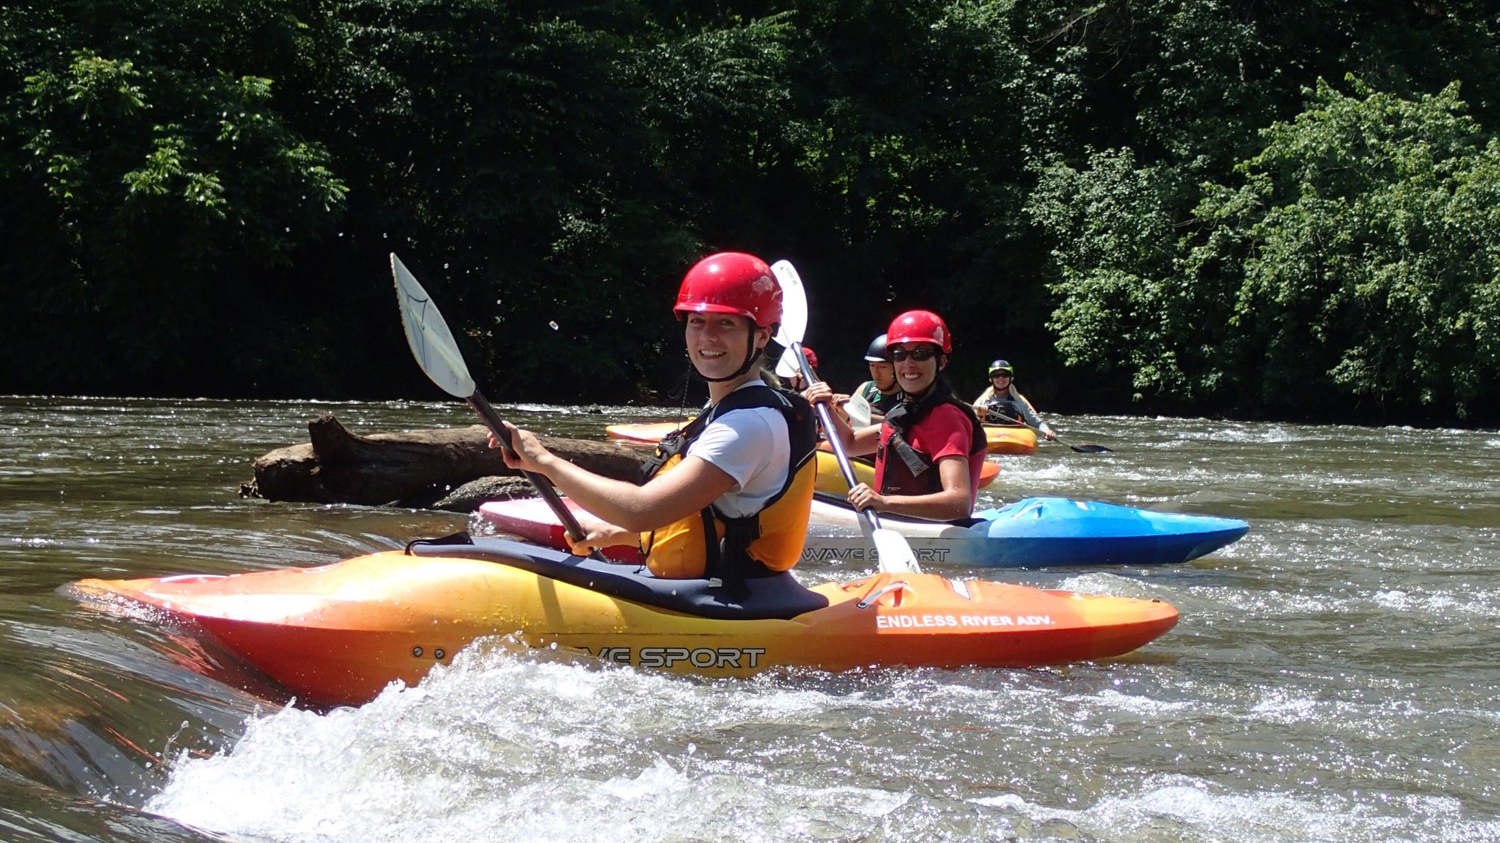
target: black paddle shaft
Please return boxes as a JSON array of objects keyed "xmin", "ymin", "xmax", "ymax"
[{"xmin": 467, "ymin": 392, "xmax": 590, "ymax": 543}]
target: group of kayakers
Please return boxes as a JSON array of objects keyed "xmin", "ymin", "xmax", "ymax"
[{"xmin": 492, "ymin": 251, "xmax": 1056, "ymax": 586}]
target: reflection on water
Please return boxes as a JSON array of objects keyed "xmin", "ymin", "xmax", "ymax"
[{"xmin": 1, "ymin": 396, "xmax": 1498, "ymax": 842}]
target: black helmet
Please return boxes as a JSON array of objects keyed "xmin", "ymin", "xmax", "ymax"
[
  {"xmin": 864, "ymin": 333, "xmax": 888, "ymax": 362},
  {"xmin": 987, "ymin": 359, "xmax": 1014, "ymax": 377}
]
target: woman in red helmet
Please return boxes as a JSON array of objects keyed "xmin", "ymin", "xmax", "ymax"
[
  {"xmin": 492, "ymin": 252, "xmax": 818, "ymax": 590},
  {"xmin": 782, "ymin": 346, "xmax": 819, "ymax": 391},
  {"xmin": 806, "ymin": 310, "xmax": 988, "ymax": 521}
]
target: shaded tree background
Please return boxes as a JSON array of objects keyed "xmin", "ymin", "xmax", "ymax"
[{"xmin": 2, "ymin": 0, "xmax": 1496, "ymax": 424}]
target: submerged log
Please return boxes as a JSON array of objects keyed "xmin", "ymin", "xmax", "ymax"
[{"xmin": 242, "ymin": 413, "xmax": 647, "ymax": 509}]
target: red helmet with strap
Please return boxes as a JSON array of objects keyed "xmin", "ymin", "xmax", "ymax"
[
  {"xmin": 802, "ymin": 347, "xmax": 819, "ymax": 369},
  {"xmin": 887, "ymin": 309, "xmax": 952, "ymax": 353},
  {"xmin": 674, "ymin": 252, "xmax": 781, "ymax": 328}
]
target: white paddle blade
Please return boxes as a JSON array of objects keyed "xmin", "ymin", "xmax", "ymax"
[
  {"xmin": 770, "ymin": 260, "xmax": 809, "ymax": 378},
  {"xmin": 392, "ymin": 253, "xmax": 477, "ymax": 398},
  {"xmin": 775, "ymin": 346, "xmax": 801, "ymax": 379},
  {"xmin": 871, "ymin": 528, "xmax": 922, "ymax": 574},
  {"xmin": 845, "ymin": 391, "xmax": 873, "ymax": 428},
  {"xmin": 769, "ymin": 259, "xmax": 808, "ymax": 345}
]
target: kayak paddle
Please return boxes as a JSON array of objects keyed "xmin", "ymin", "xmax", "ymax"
[
  {"xmin": 984, "ymin": 408, "xmax": 1113, "ymax": 454},
  {"xmin": 391, "ymin": 253, "xmax": 590, "ymax": 544},
  {"xmin": 844, "ymin": 390, "xmax": 874, "ymax": 428},
  {"xmin": 770, "ymin": 260, "xmax": 922, "ymax": 575}
]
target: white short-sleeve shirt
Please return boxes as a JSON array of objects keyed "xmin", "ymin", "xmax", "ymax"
[{"xmin": 684, "ymin": 383, "xmax": 792, "ymax": 518}]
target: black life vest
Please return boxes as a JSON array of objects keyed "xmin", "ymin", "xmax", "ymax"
[{"xmin": 877, "ymin": 379, "xmax": 987, "ymax": 496}]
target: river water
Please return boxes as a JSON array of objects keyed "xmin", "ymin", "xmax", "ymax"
[{"xmin": 2, "ymin": 395, "xmax": 1497, "ymax": 842}]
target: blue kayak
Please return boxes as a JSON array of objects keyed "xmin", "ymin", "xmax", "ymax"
[
  {"xmin": 798, "ymin": 493, "xmax": 1249, "ymax": 568},
  {"xmin": 476, "ymin": 493, "xmax": 1249, "ymax": 569}
]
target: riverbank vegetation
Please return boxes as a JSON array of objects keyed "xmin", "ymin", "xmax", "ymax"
[{"xmin": 3, "ymin": 1, "xmax": 1496, "ymax": 424}]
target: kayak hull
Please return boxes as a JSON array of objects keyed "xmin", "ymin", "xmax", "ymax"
[
  {"xmin": 68, "ymin": 537, "xmax": 1178, "ymax": 707},
  {"xmin": 801, "ymin": 496, "xmax": 1248, "ymax": 567},
  {"xmin": 814, "ymin": 446, "xmax": 998, "ymax": 492},
  {"xmin": 478, "ymin": 495, "xmax": 1248, "ymax": 569},
  {"xmin": 608, "ymin": 419, "xmax": 1035, "ymax": 458},
  {"xmin": 605, "ymin": 420, "xmax": 686, "ymax": 445},
  {"xmin": 985, "ymin": 425, "xmax": 1037, "ymax": 455}
]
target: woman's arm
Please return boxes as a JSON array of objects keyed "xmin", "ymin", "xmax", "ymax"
[
  {"xmin": 847, "ymin": 455, "xmax": 973, "ymax": 522},
  {"xmin": 495, "ymin": 423, "xmax": 736, "ymax": 530},
  {"xmin": 804, "ymin": 382, "xmax": 880, "ymax": 455}
]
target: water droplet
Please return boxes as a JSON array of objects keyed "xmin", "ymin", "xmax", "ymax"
[{"xmin": 548, "ymin": 321, "xmax": 559, "ymax": 330}]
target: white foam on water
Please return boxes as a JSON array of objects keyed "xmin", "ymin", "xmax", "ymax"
[
  {"xmin": 145, "ymin": 642, "xmax": 912, "ymax": 843},
  {"xmin": 975, "ymin": 778, "xmax": 1500, "ymax": 842}
]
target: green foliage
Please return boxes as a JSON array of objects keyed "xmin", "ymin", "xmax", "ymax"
[
  {"xmin": 1029, "ymin": 148, "xmax": 1217, "ymax": 403},
  {"xmin": 1041, "ymin": 77, "xmax": 1500, "ymax": 420},
  {"xmin": 1198, "ymin": 78, "xmax": 1500, "ymax": 419},
  {"xmin": 1, "ymin": 0, "xmax": 1497, "ymax": 423},
  {"xmin": 1, "ymin": 0, "xmax": 348, "ymax": 392}
]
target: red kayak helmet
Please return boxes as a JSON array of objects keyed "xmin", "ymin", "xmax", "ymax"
[
  {"xmin": 674, "ymin": 252, "xmax": 781, "ymax": 328},
  {"xmin": 802, "ymin": 347, "xmax": 819, "ymax": 369},
  {"xmin": 887, "ymin": 309, "xmax": 952, "ymax": 353}
]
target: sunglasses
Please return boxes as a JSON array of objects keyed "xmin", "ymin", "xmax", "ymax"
[
  {"xmin": 990, "ymin": 371, "xmax": 1013, "ymax": 378},
  {"xmin": 889, "ymin": 345, "xmax": 939, "ymax": 362}
]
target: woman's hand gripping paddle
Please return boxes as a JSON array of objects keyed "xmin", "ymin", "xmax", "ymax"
[
  {"xmin": 391, "ymin": 253, "xmax": 590, "ymax": 545},
  {"xmin": 769, "ymin": 260, "xmax": 921, "ymax": 575}
]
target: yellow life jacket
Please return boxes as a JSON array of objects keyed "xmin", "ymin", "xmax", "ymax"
[{"xmin": 638, "ymin": 385, "xmax": 818, "ymax": 592}]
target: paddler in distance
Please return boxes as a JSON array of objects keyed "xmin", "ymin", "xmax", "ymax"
[
  {"xmin": 490, "ymin": 252, "xmax": 819, "ymax": 594},
  {"xmin": 972, "ymin": 359, "xmax": 1055, "ymax": 440},
  {"xmin": 781, "ymin": 345, "xmax": 819, "ymax": 391},
  {"xmin": 806, "ymin": 310, "xmax": 988, "ymax": 521},
  {"xmin": 850, "ymin": 333, "xmax": 900, "ymax": 424}
]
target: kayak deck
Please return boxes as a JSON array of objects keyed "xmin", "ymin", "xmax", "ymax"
[{"xmin": 68, "ymin": 535, "xmax": 1178, "ymax": 707}]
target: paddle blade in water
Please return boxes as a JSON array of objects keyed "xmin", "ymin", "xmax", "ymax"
[{"xmin": 392, "ymin": 253, "xmax": 476, "ymax": 398}]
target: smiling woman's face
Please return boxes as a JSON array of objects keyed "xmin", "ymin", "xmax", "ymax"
[
  {"xmin": 889, "ymin": 343, "xmax": 943, "ymax": 393},
  {"xmin": 685, "ymin": 312, "xmax": 764, "ymax": 379}
]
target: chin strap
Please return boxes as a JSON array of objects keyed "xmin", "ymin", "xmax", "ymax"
[{"xmin": 692, "ymin": 327, "xmax": 765, "ymax": 383}]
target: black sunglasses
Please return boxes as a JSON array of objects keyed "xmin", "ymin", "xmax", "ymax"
[
  {"xmin": 889, "ymin": 345, "xmax": 939, "ymax": 362},
  {"xmin": 990, "ymin": 371, "xmax": 1013, "ymax": 378}
]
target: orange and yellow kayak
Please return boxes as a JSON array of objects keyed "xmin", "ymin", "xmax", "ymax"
[
  {"xmin": 68, "ymin": 536, "xmax": 1178, "ymax": 708},
  {"xmin": 609, "ymin": 419, "xmax": 1035, "ymax": 456},
  {"xmin": 813, "ymin": 445, "xmax": 999, "ymax": 491},
  {"xmin": 604, "ymin": 420, "xmax": 689, "ymax": 444},
  {"xmin": 985, "ymin": 424, "xmax": 1037, "ymax": 455}
]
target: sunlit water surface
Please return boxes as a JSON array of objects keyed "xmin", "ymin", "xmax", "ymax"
[{"xmin": 2, "ymin": 396, "xmax": 1498, "ymax": 842}]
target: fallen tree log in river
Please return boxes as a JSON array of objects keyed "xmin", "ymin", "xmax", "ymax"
[{"xmin": 241, "ymin": 413, "xmax": 647, "ymax": 510}]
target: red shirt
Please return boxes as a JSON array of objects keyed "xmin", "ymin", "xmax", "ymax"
[{"xmin": 875, "ymin": 403, "xmax": 986, "ymax": 507}]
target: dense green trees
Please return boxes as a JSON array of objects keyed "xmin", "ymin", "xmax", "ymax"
[
  {"xmin": 1036, "ymin": 79, "xmax": 1500, "ymax": 421},
  {"xmin": 2, "ymin": 0, "xmax": 1496, "ymax": 423}
]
